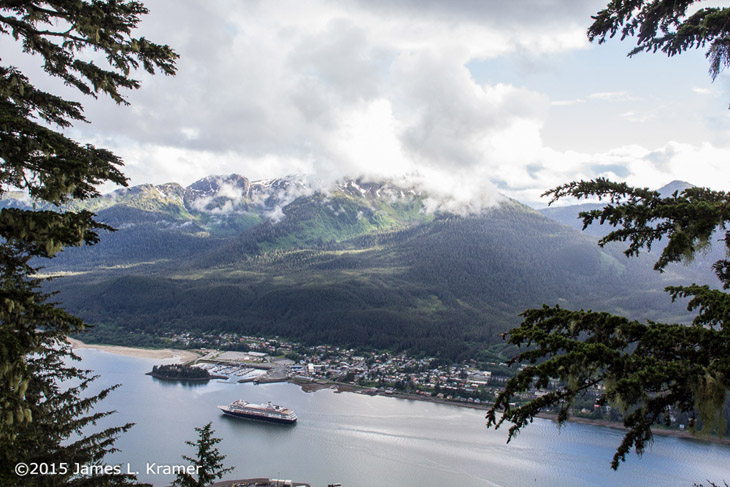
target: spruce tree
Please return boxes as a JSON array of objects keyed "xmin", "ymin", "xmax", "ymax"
[
  {"xmin": 2, "ymin": 273, "xmax": 138, "ymax": 486},
  {"xmin": 174, "ymin": 423, "xmax": 233, "ymax": 487},
  {"xmin": 0, "ymin": 1, "xmax": 177, "ymax": 484},
  {"xmin": 487, "ymin": 0, "xmax": 730, "ymax": 471}
]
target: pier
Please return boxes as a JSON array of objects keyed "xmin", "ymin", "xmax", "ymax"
[
  {"xmin": 191, "ymin": 350, "xmax": 290, "ymax": 384},
  {"xmin": 208, "ymin": 478, "xmax": 310, "ymax": 487}
]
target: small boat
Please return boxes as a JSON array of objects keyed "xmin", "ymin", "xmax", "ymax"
[{"xmin": 218, "ymin": 400, "xmax": 297, "ymax": 424}]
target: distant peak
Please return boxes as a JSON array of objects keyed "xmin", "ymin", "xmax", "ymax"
[
  {"xmin": 186, "ymin": 174, "xmax": 250, "ymax": 194},
  {"xmin": 656, "ymin": 180, "xmax": 694, "ymax": 198}
]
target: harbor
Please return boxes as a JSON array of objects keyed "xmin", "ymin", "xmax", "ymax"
[
  {"xmin": 190, "ymin": 351, "xmax": 288, "ymax": 384},
  {"xmin": 209, "ymin": 479, "xmax": 310, "ymax": 487}
]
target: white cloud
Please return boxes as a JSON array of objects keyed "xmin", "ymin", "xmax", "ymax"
[
  {"xmin": 551, "ymin": 98, "xmax": 586, "ymax": 106},
  {"xmin": 8, "ymin": 0, "xmax": 729, "ymax": 212},
  {"xmin": 620, "ymin": 111, "xmax": 653, "ymax": 123},
  {"xmin": 64, "ymin": 0, "xmax": 590, "ymax": 212},
  {"xmin": 589, "ymin": 91, "xmax": 631, "ymax": 101},
  {"xmin": 495, "ymin": 140, "xmax": 730, "ymax": 206}
]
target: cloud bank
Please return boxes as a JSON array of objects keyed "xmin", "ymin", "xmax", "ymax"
[{"xmin": 5, "ymin": 0, "xmax": 729, "ymax": 208}]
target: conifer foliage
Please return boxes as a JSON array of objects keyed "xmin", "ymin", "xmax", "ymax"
[
  {"xmin": 589, "ymin": 0, "xmax": 730, "ymax": 81},
  {"xmin": 487, "ymin": 0, "xmax": 730, "ymax": 471},
  {"xmin": 174, "ymin": 423, "xmax": 232, "ymax": 487},
  {"xmin": 0, "ymin": 1, "xmax": 176, "ymax": 485},
  {"xmin": 487, "ymin": 181, "xmax": 730, "ymax": 469}
]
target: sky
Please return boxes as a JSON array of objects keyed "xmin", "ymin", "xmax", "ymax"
[{"xmin": 5, "ymin": 0, "xmax": 730, "ymax": 208}]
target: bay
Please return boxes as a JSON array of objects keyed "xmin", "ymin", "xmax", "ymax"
[{"xmin": 77, "ymin": 349, "xmax": 729, "ymax": 487}]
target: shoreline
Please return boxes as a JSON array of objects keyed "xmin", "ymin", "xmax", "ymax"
[
  {"xmin": 67, "ymin": 337, "xmax": 201, "ymax": 363},
  {"xmin": 535, "ymin": 413, "xmax": 730, "ymax": 445},
  {"xmin": 71, "ymin": 340, "xmax": 730, "ymax": 446},
  {"xmin": 291, "ymin": 379, "xmax": 730, "ymax": 446}
]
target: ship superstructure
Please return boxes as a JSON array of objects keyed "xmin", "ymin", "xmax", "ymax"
[{"xmin": 218, "ymin": 400, "xmax": 297, "ymax": 424}]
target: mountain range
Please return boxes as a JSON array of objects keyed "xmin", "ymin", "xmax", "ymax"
[{"xmin": 4, "ymin": 175, "xmax": 701, "ymax": 360}]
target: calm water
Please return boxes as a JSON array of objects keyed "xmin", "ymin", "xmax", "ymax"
[{"xmin": 76, "ymin": 349, "xmax": 729, "ymax": 487}]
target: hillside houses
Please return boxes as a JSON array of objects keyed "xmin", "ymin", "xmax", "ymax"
[{"xmin": 162, "ymin": 331, "xmax": 524, "ymax": 406}]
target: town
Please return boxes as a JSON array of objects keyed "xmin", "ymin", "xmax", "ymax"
[
  {"xmin": 155, "ymin": 331, "xmax": 695, "ymax": 431},
  {"xmin": 163, "ymin": 331, "xmax": 507, "ymax": 404}
]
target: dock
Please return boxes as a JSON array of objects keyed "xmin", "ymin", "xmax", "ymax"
[{"xmin": 208, "ymin": 478, "xmax": 310, "ymax": 487}]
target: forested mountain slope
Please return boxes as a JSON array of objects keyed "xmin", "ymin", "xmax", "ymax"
[
  {"xmin": 538, "ymin": 180, "xmax": 722, "ymax": 287},
  {"xmin": 8, "ymin": 174, "xmax": 692, "ymax": 359}
]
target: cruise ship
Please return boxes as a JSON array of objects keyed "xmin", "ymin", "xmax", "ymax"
[{"xmin": 218, "ymin": 400, "xmax": 298, "ymax": 424}]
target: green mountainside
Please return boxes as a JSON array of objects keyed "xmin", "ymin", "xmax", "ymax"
[
  {"xmin": 10, "ymin": 174, "xmax": 692, "ymax": 360},
  {"xmin": 537, "ymin": 180, "xmax": 722, "ymax": 287}
]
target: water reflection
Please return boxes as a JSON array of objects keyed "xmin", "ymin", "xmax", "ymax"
[{"xmin": 149, "ymin": 377, "xmax": 211, "ymax": 389}]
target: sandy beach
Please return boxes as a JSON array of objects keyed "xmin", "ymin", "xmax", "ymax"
[{"xmin": 67, "ymin": 337, "xmax": 201, "ymax": 363}]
